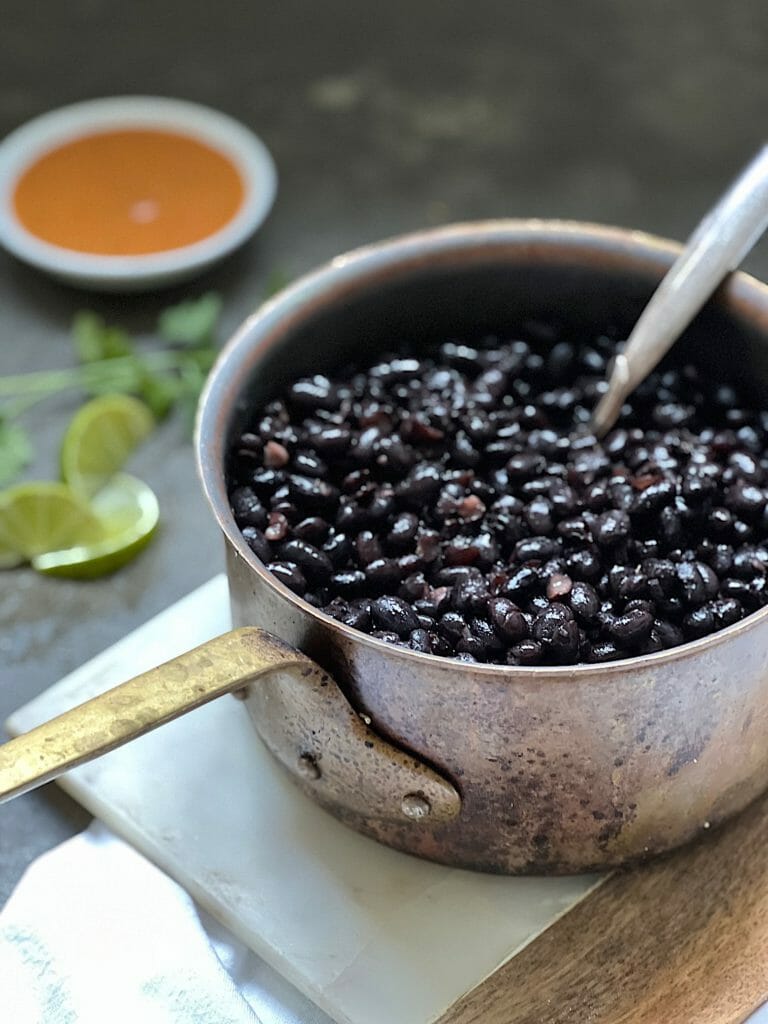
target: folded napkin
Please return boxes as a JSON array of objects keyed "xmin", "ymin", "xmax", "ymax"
[{"xmin": 0, "ymin": 822, "xmax": 332, "ymax": 1024}]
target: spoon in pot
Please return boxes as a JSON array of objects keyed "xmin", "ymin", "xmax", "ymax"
[{"xmin": 591, "ymin": 144, "xmax": 768, "ymax": 438}]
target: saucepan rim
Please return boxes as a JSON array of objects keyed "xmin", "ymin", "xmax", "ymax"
[{"xmin": 197, "ymin": 218, "xmax": 768, "ymax": 681}]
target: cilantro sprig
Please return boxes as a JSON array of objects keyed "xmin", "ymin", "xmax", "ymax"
[{"xmin": 0, "ymin": 292, "xmax": 222, "ymax": 486}]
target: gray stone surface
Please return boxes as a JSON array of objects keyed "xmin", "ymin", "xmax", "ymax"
[{"xmin": 2, "ymin": 0, "xmax": 768, "ymax": 905}]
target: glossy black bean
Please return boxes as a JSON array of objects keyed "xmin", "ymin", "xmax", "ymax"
[
  {"xmin": 607, "ymin": 608, "xmax": 654, "ymax": 647},
  {"xmin": 370, "ymin": 596, "xmax": 420, "ymax": 637},
  {"xmin": 230, "ymin": 486, "xmax": 268, "ymax": 529},
  {"xmin": 279, "ymin": 539, "xmax": 333, "ymax": 581},
  {"xmin": 267, "ymin": 561, "xmax": 307, "ymax": 595},
  {"xmin": 241, "ymin": 526, "xmax": 271, "ymax": 562},
  {"xmin": 409, "ymin": 628, "xmax": 433, "ymax": 653},
  {"xmin": 452, "ymin": 576, "xmax": 490, "ymax": 614},
  {"xmin": 364, "ymin": 558, "xmax": 402, "ymax": 591},
  {"xmin": 507, "ymin": 639, "xmax": 544, "ymax": 665},
  {"xmin": 488, "ymin": 597, "xmax": 528, "ymax": 641},
  {"xmin": 591, "ymin": 509, "xmax": 630, "ymax": 546},
  {"xmin": 287, "ymin": 474, "xmax": 339, "ymax": 510},
  {"xmin": 387, "ymin": 512, "xmax": 419, "ymax": 548},
  {"xmin": 292, "ymin": 451, "xmax": 328, "ymax": 478},
  {"xmin": 726, "ymin": 480, "xmax": 766, "ymax": 516},
  {"xmin": 565, "ymin": 548, "xmax": 602, "ymax": 581},
  {"xmin": 569, "ymin": 581, "xmax": 600, "ymax": 623},
  {"xmin": 330, "ymin": 570, "xmax": 367, "ymax": 596}
]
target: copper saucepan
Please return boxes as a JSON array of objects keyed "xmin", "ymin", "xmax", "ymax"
[{"xmin": 4, "ymin": 220, "xmax": 768, "ymax": 875}]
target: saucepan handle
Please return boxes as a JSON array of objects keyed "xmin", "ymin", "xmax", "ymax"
[{"xmin": 0, "ymin": 628, "xmax": 461, "ymax": 825}]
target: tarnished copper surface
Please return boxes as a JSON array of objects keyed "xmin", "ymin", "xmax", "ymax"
[
  {"xmin": 198, "ymin": 220, "xmax": 768, "ymax": 873},
  {"xmin": 0, "ymin": 625, "xmax": 460, "ymax": 825}
]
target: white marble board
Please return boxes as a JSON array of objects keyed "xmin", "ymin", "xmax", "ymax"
[{"xmin": 6, "ymin": 575, "xmax": 603, "ymax": 1024}]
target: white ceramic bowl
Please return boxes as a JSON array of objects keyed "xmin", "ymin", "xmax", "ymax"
[{"xmin": 0, "ymin": 96, "xmax": 278, "ymax": 291}]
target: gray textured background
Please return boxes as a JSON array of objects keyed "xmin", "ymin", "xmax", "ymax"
[{"xmin": 2, "ymin": 0, "xmax": 768, "ymax": 905}]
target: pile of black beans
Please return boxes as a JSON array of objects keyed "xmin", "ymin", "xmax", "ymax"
[{"xmin": 226, "ymin": 332, "xmax": 768, "ymax": 665}]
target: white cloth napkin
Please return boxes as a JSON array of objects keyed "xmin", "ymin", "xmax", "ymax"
[{"xmin": 0, "ymin": 822, "xmax": 332, "ymax": 1024}]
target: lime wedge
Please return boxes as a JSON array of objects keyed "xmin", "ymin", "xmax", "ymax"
[
  {"xmin": 61, "ymin": 394, "xmax": 154, "ymax": 498},
  {"xmin": 0, "ymin": 539, "xmax": 23, "ymax": 570},
  {"xmin": 33, "ymin": 474, "xmax": 159, "ymax": 579},
  {"xmin": 0, "ymin": 482, "xmax": 105, "ymax": 559}
]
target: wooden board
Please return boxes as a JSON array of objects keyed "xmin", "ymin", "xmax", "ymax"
[{"xmin": 440, "ymin": 790, "xmax": 768, "ymax": 1024}]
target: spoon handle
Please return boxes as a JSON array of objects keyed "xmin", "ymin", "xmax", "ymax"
[{"xmin": 592, "ymin": 144, "xmax": 768, "ymax": 437}]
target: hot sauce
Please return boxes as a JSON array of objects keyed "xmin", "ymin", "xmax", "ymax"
[{"xmin": 13, "ymin": 129, "xmax": 245, "ymax": 255}]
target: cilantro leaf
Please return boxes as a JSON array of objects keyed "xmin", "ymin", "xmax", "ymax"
[
  {"xmin": 0, "ymin": 421, "xmax": 32, "ymax": 486},
  {"xmin": 138, "ymin": 371, "xmax": 183, "ymax": 420},
  {"xmin": 158, "ymin": 293, "xmax": 222, "ymax": 348},
  {"xmin": 72, "ymin": 312, "xmax": 133, "ymax": 363}
]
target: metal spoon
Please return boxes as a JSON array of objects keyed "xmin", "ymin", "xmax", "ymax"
[{"xmin": 591, "ymin": 145, "xmax": 768, "ymax": 437}]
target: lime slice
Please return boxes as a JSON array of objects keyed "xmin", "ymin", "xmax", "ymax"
[
  {"xmin": 0, "ymin": 539, "xmax": 23, "ymax": 570},
  {"xmin": 33, "ymin": 474, "xmax": 159, "ymax": 579},
  {"xmin": 0, "ymin": 481, "xmax": 105, "ymax": 559},
  {"xmin": 60, "ymin": 394, "xmax": 154, "ymax": 498}
]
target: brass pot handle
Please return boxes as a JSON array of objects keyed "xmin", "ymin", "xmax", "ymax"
[{"xmin": 0, "ymin": 627, "xmax": 461, "ymax": 825}]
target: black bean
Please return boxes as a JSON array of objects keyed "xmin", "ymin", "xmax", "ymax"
[
  {"xmin": 524, "ymin": 497, "xmax": 554, "ymax": 535},
  {"xmin": 607, "ymin": 609, "xmax": 654, "ymax": 647},
  {"xmin": 288, "ymin": 474, "xmax": 339, "ymax": 510},
  {"xmin": 438, "ymin": 611, "xmax": 468, "ymax": 644},
  {"xmin": 372, "ymin": 630, "xmax": 402, "ymax": 644},
  {"xmin": 452, "ymin": 576, "xmax": 490, "ymax": 614},
  {"xmin": 267, "ymin": 561, "xmax": 307, "ymax": 595},
  {"xmin": 587, "ymin": 640, "xmax": 623, "ymax": 663},
  {"xmin": 488, "ymin": 597, "xmax": 528, "ymax": 641},
  {"xmin": 293, "ymin": 451, "xmax": 329, "ymax": 478},
  {"xmin": 409, "ymin": 628, "xmax": 432, "ymax": 653},
  {"xmin": 507, "ymin": 452, "xmax": 546, "ymax": 479},
  {"xmin": 292, "ymin": 517, "xmax": 330, "ymax": 543},
  {"xmin": 396, "ymin": 464, "xmax": 443, "ymax": 503},
  {"xmin": 532, "ymin": 602, "xmax": 575, "ymax": 644},
  {"xmin": 305, "ymin": 424, "xmax": 352, "ymax": 453},
  {"xmin": 230, "ymin": 486, "xmax": 268, "ymax": 529},
  {"xmin": 501, "ymin": 565, "xmax": 541, "ymax": 598},
  {"xmin": 289, "ymin": 375, "xmax": 340, "ymax": 411},
  {"xmin": 364, "ymin": 558, "xmax": 402, "ymax": 591},
  {"xmin": 343, "ymin": 601, "xmax": 372, "ymax": 631},
  {"xmin": 508, "ymin": 639, "xmax": 544, "ymax": 665},
  {"xmin": 330, "ymin": 570, "xmax": 367, "ymax": 595},
  {"xmin": 683, "ymin": 606, "xmax": 716, "ymax": 639},
  {"xmin": 631, "ymin": 480, "xmax": 676, "ymax": 515},
  {"xmin": 569, "ymin": 581, "xmax": 600, "ymax": 623},
  {"xmin": 323, "ymin": 532, "xmax": 354, "ymax": 566},
  {"xmin": 241, "ymin": 526, "xmax": 271, "ymax": 562},
  {"xmin": 727, "ymin": 480, "xmax": 766, "ymax": 516},
  {"xmin": 388, "ymin": 512, "xmax": 419, "ymax": 548},
  {"xmin": 566, "ymin": 548, "xmax": 602, "ymax": 581},
  {"xmin": 713, "ymin": 597, "xmax": 742, "ymax": 627},
  {"xmin": 279, "ymin": 539, "xmax": 334, "ymax": 581},
  {"xmin": 676, "ymin": 561, "xmax": 706, "ymax": 606},
  {"xmin": 514, "ymin": 536, "xmax": 560, "ymax": 562},
  {"xmin": 370, "ymin": 596, "xmax": 420, "ymax": 637},
  {"xmin": 400, "ymin": 572, "xmax": 429, "ymax": 602},
  {"xmin": 653, "ymin": 619, "xmax": 684, "ymax": 648},
  {"xmin": 592, "ymin": 510, "xmax": 630, "ymax": 546}
]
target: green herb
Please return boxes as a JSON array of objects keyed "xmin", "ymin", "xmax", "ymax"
[
  {"xmin": 0, "ymin": 292, "xmax": 224, "ymax": 487},
  {"xmin": 0, "ymin": 420, "xmax": 32, "ymax": 486},
  {"xmin": 72, "ymin": 311, "xmax": 133, "ymax": 364},
  {"xmin": 158, "ymin": 292, "xmax": 222, "ymax": 347}
]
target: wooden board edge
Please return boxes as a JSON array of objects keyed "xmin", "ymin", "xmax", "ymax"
[{"xmin": 438, "ymin": 791, "xmax": 768, "ymax": 1024}]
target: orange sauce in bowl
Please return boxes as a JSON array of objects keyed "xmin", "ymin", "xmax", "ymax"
[{"xmin": 13, "ymin": 129, "xmax": 245, "ymax": 255}]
